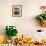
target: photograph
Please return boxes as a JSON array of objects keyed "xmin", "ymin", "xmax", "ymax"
[
  {"xmin": 1, "ymin": 0, "xmax": 46, "ymax": 46},
  {"xmin": 12, "ymin": 5, "xmax": 22, "ymax": 17}
]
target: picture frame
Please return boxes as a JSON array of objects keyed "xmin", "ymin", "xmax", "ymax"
[{"xmin": 12, "ymin": 5, "xmax": 22, "ymax": 17}]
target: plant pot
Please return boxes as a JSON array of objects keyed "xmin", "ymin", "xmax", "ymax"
[{"xmin": 41, "ymin": 20, "xmax": 46, "ymax": 27}]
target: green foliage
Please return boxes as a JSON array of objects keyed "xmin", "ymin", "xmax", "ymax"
[
  {"xmin": 36, "ymin": 15, "xmax": 44, "ymax": 21},
  {"xmin": 36, "ymin": 14, "xmax": 46, "ymax": 21},
  {"xmin": 44, "ymin": 15, "xmax": 46, "ymax": 20},
  {"xmin": 5, "ymin": 26, "xmax": 18, "ymax": 38}
]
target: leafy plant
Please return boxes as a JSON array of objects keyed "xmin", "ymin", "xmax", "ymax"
[
  {"xmin": 5, "ymin": 26, "xmax": 18, "ymax": 39},
  {"xmin": 36, "ymin": 14, "xmax": 46, "ymax": 21}
]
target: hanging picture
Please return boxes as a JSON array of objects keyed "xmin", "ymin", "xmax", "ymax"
[{"xmin": 12, "ymin": 5, "xmax": 22, "ymax": 17}]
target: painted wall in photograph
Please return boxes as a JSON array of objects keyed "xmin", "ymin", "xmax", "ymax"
[{"xmin": 0, "ymin": 0, "xmax": 46, "ymax": 40}]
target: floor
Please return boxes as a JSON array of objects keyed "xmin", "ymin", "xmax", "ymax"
[{"xmin": 14, "ymin": 43, "xmax": 46, "ymax": 46}]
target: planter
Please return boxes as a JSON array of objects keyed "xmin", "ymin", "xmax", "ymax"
[{"xmin": 40, "ymin": 20, "xmax": 46, "ymax": 27}]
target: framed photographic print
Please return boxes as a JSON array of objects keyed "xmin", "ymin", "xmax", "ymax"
[{"xmin": 12, "ymin": 5, "xmax": 22, "ymax": 17}]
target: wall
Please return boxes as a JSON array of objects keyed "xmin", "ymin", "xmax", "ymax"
[{"xmin": 0, "ymin": 0, "xmax": 46, "ymax": 41}]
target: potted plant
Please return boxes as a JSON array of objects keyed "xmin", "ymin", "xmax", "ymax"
[
  {"xmin": 36, "ymin": 14, "xmax": 46, "ymax": 27},
  {"xmin": 36, "ymin": 6, "xmax": 46, "ymax": 27},
  {"xmin": 5, "ymin": 26, "xmax": 18, "ymax": 43}
]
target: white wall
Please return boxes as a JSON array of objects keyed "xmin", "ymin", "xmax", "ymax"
[{"xmin": 0, "ymin": 0, "xmax": 46, "ymax": 40}]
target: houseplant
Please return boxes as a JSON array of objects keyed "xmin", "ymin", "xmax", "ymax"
[
  {"xmin": 36, "ymin": 14, "xmax": 46, "ymax": 27},
  {"xmin": 36, "ymin": 6, "xmax": 46, "ymax": 27},
  {"xmin": 5, "ymin": 26, "xmax": 18, "ymax": 43}
]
